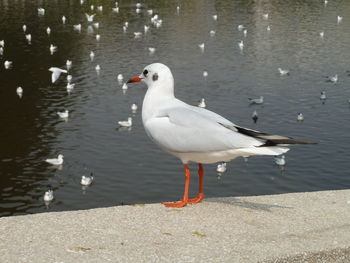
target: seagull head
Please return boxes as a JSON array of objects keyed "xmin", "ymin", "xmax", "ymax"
[{"xmin": 127, "ymin": 63, "xmax": 174, "ymax": 93}]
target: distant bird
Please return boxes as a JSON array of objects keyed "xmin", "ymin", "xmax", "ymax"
[
  {"xmin": 123, "ymin": 26, "xmax": 127, "ymax": 33},
  {"xmin": 122, "ymin": 83, "xmax": 128, "ymax": 90},
  {"xmin": 50, "ymin": 44, "xmax": 57, "ymax": 55},
  {"xmin": 90, "ymin": 5, "xmax": 94, "ymax": 10},
  {"xmin": 57, "ymin": 110, "xmax": 69, "ymax": 119},
  {"xmin": 198, "ymin": 98, "xmax": 206, "ymax": 108},
  {"xmin": 238, "ymin": 40, "xmax": 244, "ymax": 50},
  {"xmin": 22, "ymin": 24, "xmax": 27, "ymax": 33},
  {"xmin": 203, "ymin": 71, "xmax": 208, "ymax": 78},
  {"xmin": 112, "ymin": 7, "xmax": 119, "ymax": 13},
  {"xmin": 118, "ymin": 117, "xmax": 132, "ymax": 127},
  {"xmin": 38, "ymin": 8, "xmax": 45, "ymax": 16},
  {"xmin": 95, "ymin": 64, "xmax": 101, "ymax": 73},
  {"xmin": 73, "ymin": 24, "xmax": 82, "ymax": 32},
  {"xmin": 67, "ymin": 75, "xmax": 73, "ymax": 83},
  {"xmin": 66, "ymin": 60, "xmax": 72, "ymax": 70},
  {"xmin": 93, "ymin": 22, "xmax": 99, "ymax": 29},
  {"xmin": 134, "ymin": 32, "xmax": 142, "ymax": 38},
  {"xmin": 320, "ymin": 31, "xmax": 324, "ymax": 38},
  {"xmin": 66, "ymin": 83, "xmax": 75, "ymax": 94},
  {"xmin": 96, "ymin": 34, "xmax": 101, "ymax": 41},
  {"xmin": 136, "ymin": 3, "xmax": 142, "ymax": 8},
  {"xmin": 324, "ymin": 0, "xmax": 328, "ymax": 5},
  {"xmin": 0, "ymin": 40, "xmax": 4, "ymax": 47},
  {"xmin": 0, "ymin": 47, "xmax": 3, "ymax": 56},
  {"xmin": 297, "ymin": 113, "xmax": 304, "ymax": 122},
  {"xmin": 337, "ymin": 15, "xmax": 343, "ymax": 24},
  {"xmin": 274, "ymin": 155, "xmax": 286, "ymax": 166},
  {"xmin": 148, "ymin": 47, "xmax": 156, "ymax": 55},
  {"xmin": 117, "ymin": 74, "xmax": 123, "ymax": 81},
  {"xmin": 144, "ymin": 25, "xmax": 150, "ymax": 33},
  {"xmin": 267, "ymin": 25, "xmax": 271, "ymax": 31},
  {"xmin": 46, "ymin": 27, "xmax": 51, "ymax": 35},
  {"xmin": 147, "ymin": 9, "xmax": 153, "ymax": 15},
  {"xmin": 248, "ymin": 96, "xmax": 264, "ymax": 104},
  {"xmin": 237, "ymin": 25, "xmax": 244, "ymax": 31},
  {"xmin": 198, "ymin": 43, "xmax": 205, "ymax": 52},
  {"xmin": 252, "ymin": 110, "xmax": 258, "ymax": 123},
  {"xmin": 81, "ymin": 174, "xmax": 94, "ymax": 186},
  {"xmin": 25, "ymin": 34, "xmax": 32, "ymax": 44},
  {"xmin": 320, "ymin": 91, "xmax": 327, "ymax": 101},
  {"xmin": 212, "ymin": 14, "xmax": 218, "ymax": 21},
  {"xmin": 278, "ymin": 68, "xmax": 290, "ymax": 76},
  {"xmin": 216, "ymin": 162, "xmax": 227, "ymax": 173},
  {"xmin": 97, "ymin": 5, "xmax": 103, "ymax": 11},
  {"xmin": 49, "ymin": 67, "xmax": 67, "ymax": 83},
  {"xmin": 62, "ymin": 16, "xmax": 66, "ymax": 24},
  {"xmin": 44, "ymin": 190, "xmax": 54, "ymax": 202},
  {"xmin": 131, "ymin": 103, "xmax": 138, "ymax": 112},
  {"xmin": 16, "ymin": 87, "xmax": 23, "ymax": 98},
  {"xmin": 45, "ymin": 154, "xmax": 64, "ymax": 165},
  {"xmin": 176, "ymin": 6, "xmax": 180, "ymax": 14},
  {"xmin": 136, "ymin": 8, "xmax": 141, "ymax": 14},
  {"xmin": 90, "ymin": 51, "xmax": 95, "ymax": 61},
  {"xmin": 4, "ymin": 60, "xmax": 12, "ymax": 69},
  {"xmin": 263, "ymin": 13, "xmax": 269, "ymax": 20},
  {"xmin": 209, "ymin": 30, "xmax": 216, "ymax": 37},
  {"xmin": 243, "ymin": 29, "xmax": 247, "ymax": 37},
  {"xmin": 326, "ymin": 74, "xmax": 338, "ymax": 83},
  {"xmin": 85, "ymin": 13, "xmax": 96, "ymax": 22}
]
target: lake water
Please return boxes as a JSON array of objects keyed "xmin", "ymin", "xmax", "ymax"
[{"xmin": 1, "ymin": 0, "xmax": 350, "ymax": 216}]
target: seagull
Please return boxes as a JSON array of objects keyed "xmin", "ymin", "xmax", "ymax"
[
  {"xmin": 216, "ymin": 162, "xmax": 227, "ymax": 173},
  {"xmin": 62, "ymin": 16, "xmax": 66, "ymax": 24},
  {"xmin": 176, "ymin": 6, "xmax": 180, "ymax": 13},
  {"xmin": 326, "ymin": 74, "xmax": 338, "ymax": 83},
  {"xmin": 243, "ymin": 29, "xmax": 247, "ymax": 37},
  {"xmin": 57, "ymin": 110, "xmax": 69, "ymax": 119},
  {"xmin": 22, "ymin": 24, "xmax": 27, "ymax": 33},
  {"xmin": 44, "ymin": 190, "xmax": 54, "ymax": 202},
  {"xmin": 147, "ymin": 9, "xmax": 153, "ymax": 15},
  {"xmin": 50, "ymin": 44, "xmax": 57, "ymax": 55},
  {"xmin": 203, "ymin": 71, "xmax": 208, "ymax": 78},
  {"xmin": 297, "ymin": 113, "xmax": 304, "ymax": 122},
  {"xmin": 237, "ymin": 25, "xmax": 244, "ymax": 31},
  {"xmin": 252, "ymin": 110, "xmax": 258, "ymax": 123},
  {"xmin": 238, "ymin": 40, "xmax": 244, "ymax": 50},
  {"xmin": 38, "ymin": 8, "xmax": 45, "ymax": 16},
  {"xmin": 122, "ymin": 83, "xmax": 128, "ymax": 90},
  {"xmin": 320, "ymin": 91, "xmax": 327, "ymax": 101},
  {"xmin": 4, "ymin": 60, "xmax": 12, "ymax": 69},
  {"xmin": 320, "ymin": 31, "xmax": 324, "ymax": 38},
  {"xmin": 90, "ymin": 5, "xmax": 94, "ymax": 10},
  {"xmin": 267, "ymin": 25, "xmax": 271, "ymax": 31},
  {"xmin": 134, "ymin": 32, "xmax": 142, "ymax": 38},
  {"xmin": 337, "ymin": 15, "xmax": 343, "ymax": 24},
  {"xmin": 45, "ymin": 154, "xmax": 64, "ymax": 165},
  {"xmin": 274, "ymin": 155, "xmax": 286, "ymax": 166},
  {"xmin": 85, "ymin": 13, "xmax": 96, "ymax": 22},
  {"xmin": 66, "ymin": 60, "xmax": 72, "ymax": 70},
  {"xmin": 0, "ymin": 47, "xmax": 3, "ymax": 56},
  {"xmin": 209, "ymin": 30, "xmax": 216, "ymax": 37},
  {"xmin": 212, "ymin": 14, "xmax": 218, "ymax": 21},
  {"xmin": 144, "ymin": 25, "xmax": 150, "ymax": 33},
  {"xmin": 136, "ymin": 8, "xmax": 141, "ymax": 14},
  {"xmin": 136, "ymin": 3, "xmax": 142, "ymax": 8},
  {"xmin": 278, "ymin": 68, "xmax": 290, "ymax": 76},
  {"xmin": 127, "ymin": 63, "xmax": 315, "ymax": 207},
  {"xmin": 118, "ymin": 117, "xmax": 132, "ymax": 127},
  {"xmin": 67, "ymin": 83, "xmax": 75, "ymax": 94},
  {"xmin": 96, "ymin": 34, "xmax": 101, "ymax": 41},
  {"xmin": 198, "ymin": 98, "xmax": 206, "ymax": 108},
  {"xmin": 117, "ymin": 74, "xmax": 123, "ymax": 81},
  {"xmin": 248, "ymin": 96, "xmax": 264, "ymax": 104},
  {"xmin": 25, "ymin": 34, "xmax": 32, "ymax": 44},
  {"xmin": 112, "ymin": 7, "xmax": 119, "ymax": 13},
  {"xmin": 46, "ymin": 27, "xmax": 51, "ymax": 35},
  {"xmin": 81, "ymin": 174, "xmax": 94, "ymax": 186},
  {"xmin": 123, "ymin": 26, "xmax": 127, "ymax": 33},
  {"xmin": 90, "ymin": 51, "xmax": 95, "ymax": 61},
  {"xmin": 131, "ymin": 103, "xmax": 138, "ymax": 112},
  {"xmin": 263, "ymin": 13, "xmax": 269, "ymax": 20},
  {"xmin": 148, "ymin": 47, "xmax": 156, "ymax": 55},
  {"xmin": 97, "ymin": 5, "xmax": 103, "ymax": 11},
  {"xmin": 49, "ymin": 67, "xmax": 67, "ymax": 83},
  {"xmin": 73, "ymin": 24, "xmax": 82, "ymax": 32},
  {"xmin": 16, "ymin": 87, "xmax": 23, "ymax": 98},
  {"xmin": 67, "ymin": 75, "xmax": 72, "ymax": 83},
  {"xmin": 95, "ymin": 64, "xmax": 101, "ymax": 73},
  {"xmin": 93, "ymin": 22, "xmax": 99, "ymax": 29},
  {"xmin": 198, "ymin": 43, "xmax": 205, "ymax": 52},
  {"xmin": 0, "ymin": 40, "xmax": 4, "ymax": 47}
]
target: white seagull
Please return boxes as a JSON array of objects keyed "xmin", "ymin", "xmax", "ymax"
[
  {"xmin": 326, "ymin": 74, "xmax": 338, "ymax": 83},
  {"xmin": 278, "ymin": 68, "xmax": 290, "ymax": 76},
  {"xmin": 73, "ymin": 24, "xmax": 82, "ymax": 32},
  {"xmin": 248, "ymin": 96, "xmax": 264, "ymax": 104},
  {"xmin": 38, "ymin": 8, "xmax": 45, "ymax": 16},
  {"xmin": 274, "ymin": 155, "xmax": 286, "ymax": 166},
  {"xmin": 44, "ymin": 190, "xmax": 54, "ymax": 202},
  {"xmin": 66, "ymin": 60, "xmax": 72, "ymax": 70},
  {"xmin": 90, "ymin": 51, "xmax": 95, "ymax": 61},
  {"xmin": 198, "ymin": 43, "xmax": 205, "ymax": 52},
  {"xmin": 209, "ymin": 30, "xmax": 216, "ymax": 37},
  {"xmin": 81, "ymin": 174, "xmax": 94, "ymax": 186},
  {"xmin": 23, "ymin": 24, "xmax": 27, "ymax": 33},
  {"xmin": 62, "ymin": 16, "xmax": 66, "ymax": 24},
  {"xmin": 67, "ymin": 75, "xmax": 73, "ymax": 83},
  {"xmin": 238, "ymin": 40, "xmax": 244, "ymax": 50},
  {"xmin": 131, "ymin": 103, "xmax": 138, "ymax": 112},
  {"xmin": 46, "ymin": 27, "xmax": 51, "ymax": 35},
  {"xmin": 198, "ymin": 98, "xmax": 206, "ymax": 108},
  {"xmin": 49, "ymin": 67, "xmax": 67, "ymax": 83},
  {"xmin": 57, "ymin": 110, "xmax": 69, "ymax": 119},
  {"xmin": 148, "ymin": 47, "xmax": 156, "ymax": 55},
  {"xmin": 337, "ymin": 15, "xmax": 343, "ymax": 24},
  {"xmin": 45, "ymin": 154, "xmax": 64, "ymax": 165},
  {"xmin": 85, "ymin": 13, "xmax": 96, "ymax": 22},
  {"xmin": 126, "ymin": 63, "xmax": 314, "ymax": 207},
  {"xmin": 297, "ymin": 113, "xmax": 304, "ymax": 122},
  {"xmin": 216, "ymin": 162, "xmax": 227, "ymax": 173},
  {"xmin": 25, "ymin": 34, "xmax": 32, "ymax": 44},
  {"xmin": 67, "ymin": 83, "xmax": 75, "ymax": 94},
  {"xmin": 117, "ymin": 74, "xmax": 123, "ymax": 81},
  {"xmin": 118, "ymin": 117, "xmax": 132, "ymax": 127},
  {"xmin": 50, "ymin": 44, "xmax": 57, "ymax": 55},
  {"xmin": 16, "ymin": 87, "xmax": 23, "ymax": 98},
  {"xmin": 4, "ymin": 60, "xmax": 12, "ymax": 69}
]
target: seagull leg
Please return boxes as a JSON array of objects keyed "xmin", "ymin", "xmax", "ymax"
[
  {"xmin": 162, "ymin": 164, "xmax": 190, "ymax": 208},
  {"xmin": 187, "ymin": 163, "xmax": 205, "ymax": 204}
]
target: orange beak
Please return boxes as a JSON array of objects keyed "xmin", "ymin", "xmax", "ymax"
[{"xmin": 127, "ymin": 76, "xmax": 142, "ymax": 83}]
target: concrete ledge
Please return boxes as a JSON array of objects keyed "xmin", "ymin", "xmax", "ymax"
[{"xmin": 1, "ymin": 190, "xmax": 350, "ymax": 262}]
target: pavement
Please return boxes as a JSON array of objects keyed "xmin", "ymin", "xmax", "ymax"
[{"xmin": 1, "ymin": 189, "xmax": 350, "ymax": 263}]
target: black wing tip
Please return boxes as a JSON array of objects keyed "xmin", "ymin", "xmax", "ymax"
[{"xmin": 260, "ymin": 140, "xmax": 317, "ymax": 147}]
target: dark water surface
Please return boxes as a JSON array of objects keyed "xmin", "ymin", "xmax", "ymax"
[{"xmin": 1, "ymin": 0, "xmax": 350, "ymax": 216}]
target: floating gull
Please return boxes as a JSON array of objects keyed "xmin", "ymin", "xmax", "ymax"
[
  {"xmin": 16, "ymin": 87, "xmax": 23, "ymax": 98},
  {"xmin": 248, "ymin": 96, "xmax": 264, "ymax": 104},
  {"xmin": 93, "ymin": 22, "xmax": 99, "ymax": 29},
  {"xmin": 144, "ymin": 25, "xmax": 150, "ymax": 33},
  {"xmin": 44, "ymin": 190, "xmax": 54, "ymax": 202},
  {"xmin": 62, "ymin": 16, "xmax": 66, "ymax": 24},
  {"xmin": 198, "ymin": 98, "xmax": 206, "ymax": 108},
  {"xmin": 124, "ymin": 21, "xmax": 129, "ymax": 28},
  {"xmin": 177, "ymin": 6, "xmax": 180, "ymax": 14},
  {"xmin": 57, "ymin": 110, "xmax": 69, "ymax": 119},
  {"xmin": 66, "ymin": 83, "xmax": 75, "ymax": 94},
  {"xmin": 38, "ymin": 8, "xmax": 45, "ymax": 16},
  {"xmin": 0, "ymin": 47, "xmax": 3, "ymax": 56},
  {"xmin": 25, "ymin": 34, "xmax": 32, "ymax": 44},
  {"xmin": 209, "ymin": 30, "xmax": 216, "ymax": 37},
  {"xmin": 95, "ymin": 64, "xmax": 101, "ymax": 73},
  {"xmin": 238, "ymin": 40, "xmax": 244, "ymax": 50},
  {"xmin": 297, "ymin": 113, "xmax": 304, "ymax": 122},
  {"xmin": 66, "ymin": 60, "xmax": 72, "ymax": 70},
  {"xmin": 90, "ymin": 51, "xmax": 95, "ymax": 61},
  {"xmin": 131, "ymin": 103, "xmax": 138, "ymax": 112},
  {"xmin": 148, "ymin": 47, "xmax": 156, "ymax": 55},
  {"xmin": 263, "ymin": 13, "xmax": 269, "ymax": 20},
  {"xmin": 50, "ymin": 44, "xmax": 57, "ymax": 55},
  {"xmin": 81, "ymin": 174, "xmax": 94, "ymax": 186},
  {"xmin": 136, "ymin": 8, "xmax": 141, "ymax": 14},
  {"xmin": 320, "ymin": 91, "xmax": 327, "ymax": 101},
  {"xmin": 45, "ymin": 154, "xmax": 64, "ymax": 165},
  {"xmin": 97, "ymin": 6, "xmax": 103, "ymax": 11},
  {"xmin": 252, "ymin": 110, "xmax": 258, "ymax": 123},
  {"xmin": 118, "ymin": 117, "xmax": 132, "ymax": 127},
  {"xmin": 22, "ymin": 24, "xmax": 27, "ymax": 33},
  {"xmin": 96, "ymin": 34, "xmax": 101, "ymax": 41},
  {"xmin": 136, "ymin": 3, "xmax": 142, "ymax": 8},
  {"xmin": 337, "ymin": 15, "xmax": 343, "ymax": 24},
  {"xmin": 212, "ymin": 14, "xmax": 218, "ymax": 21},
  {"xmin": 73, "ymin": 24, "xmax": 82, "ymax": 32},
  {"xmin": 278, "ymin": 68, "xmax": 290, "ymax": 76},
  {"xmin": 237, "ymin": 25, "xmax": 244, "ymax": 31},
  {"xmin": 122, "ymin": 83, "xmax": 128, "ymax": 90},
  {"xmin": 49, "ymin": 67, "xmax": 67, "ymax": 83},
  {"xmin": 326, "ymin": 74, "xmax": 338, "ymax": 83},
  {"xmin": 0, "ymin": 40, "xmax": 4, "ymax": 47},
  {"xmin": 147, "ymin": 9, "xmax": 153, "ymax": 15},
  {"xmin": 203, "ymin": 71, "xmax": 208, "ymax": 78},
  {"xmin": 117, "ymin": 74, "xmax": 123, "ymax": 81},
  {"xmin": 320, "ymin": 31, "xmax": 324, "ymax": 38},
  {"xmin": 4, "ymin": 60, "xmax": 12, "ymax": 69},
  {"xmin": 67, "ymin": 74, "xmax": 72, "ymax": 83},
  {"xmin": 134, "ymin": 32, "xmax": 142, "ymax": 38},
  {"xmin": 243, "ymin": 29, "xmax": 247, "ymax": 37},
  {"xmin": 274, "ymin": 155, "xmax": 286, "ymax": 166},
  {"xmin": 46, "ymin": 27, "xmax": 51, "ymax": 35},
  {"xmin": 198, "ymin": 43, "xmax": 205, "ymax": 52},
  {"xmin": 123, "ymin": 26, "xmax": 127, "ymax": 33},
  {"xmin": 112, "ymin": 7, "xmax": 119, "ymax": 13},
  {"xmin": 267, "ymin": 25, "xmax": 271, "ymax": 31},
  {"xmin": 216, "ymin": 162, "xmax": 227, "ymax": 173},
  {"xmin": 90, "ymin": 5, "xmax": 94, "ymax": 11}
]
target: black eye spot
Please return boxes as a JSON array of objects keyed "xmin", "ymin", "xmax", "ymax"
[
  {"xmin": 152, "ymin": 73, "xmax": 158, "ymax": 81},
  {"xmin": 143, "ymin": 69, "xmax": 148, "ymax": 77}
]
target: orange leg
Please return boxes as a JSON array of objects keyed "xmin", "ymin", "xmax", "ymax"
[
  {"xmin": 188, "ymin": 163, "xmax": 205, "ymax": 204},
  {"xmin": 163, "ymin": 164, "xmax": 190, "ymax": 208}
]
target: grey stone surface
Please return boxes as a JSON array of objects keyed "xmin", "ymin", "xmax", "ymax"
[{"xmin": 1, "ymin": 190, "xmax": 350, "ymax": 263}]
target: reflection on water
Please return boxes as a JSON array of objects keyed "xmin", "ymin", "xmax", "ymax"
[{"xmin": 1, "ymin": 0, "xmax": 350, "ymax": 216}]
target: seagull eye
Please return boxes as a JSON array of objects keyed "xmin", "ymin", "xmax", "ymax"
[{"xmin": 143, "ymin": 69, "xmax": 148, "ymax": 77}]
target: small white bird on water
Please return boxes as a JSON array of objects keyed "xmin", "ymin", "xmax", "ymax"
[
  {"xmin": 46, "ymin": 27, "xmax": 51, "ymax": 35},
  {"xmin": 57, "ymin": 110, "xmax": 69, "ymax": 119},
  {"xmin": 4, "ymin": 60, "xmax": 12, "ymax": 69},
  {"xmin": 216, "ymin": 162, "xmax": 227, "ymax": 173},
  {"xmin": 81, "ymin": 174, "xmax": 94, "ymax": 186},
  {"xmin": 85, "ymin": 13, "xmax": 96, "ymax": 22},
  {"xmin": 238, "ymin": 40, "xmax": 244, "ymax": 50},
  {"xmin": 38, "ymin": 8, "xmax": 45, "ymax": 16},
  {"xmin": 117, "ymin": 74, "xmax": 123, "ymax": 81},
  {"xmin": 122, "ymin": 83, "xmax": 128, "ymax": 90},
  {"xmin": 252, "ymin": 110, "xmax": 258, "ymax": 123},
  {"xmin": 95, "ymin": 64, "xmax": 101, "ymax": 73},
  {"xmin": 327, "ymin": 74, "xmax": 338, "ymax": 83},
  {"xmin": 49, "ymin": 67, "xmax": 67, "ymax": 83},
  {"xmin": 212, "ymin": 14, "xmax": 218, "ymax": 21},
  {"xmin": 278, "ymin": 68, "xmax": 290, "ymax": 76},
  {"xmin": 320, "ymin": 91, "xmax": 327, "ymax": 101},
  {"xmin": 0, "ymin": 47, "xmax": 3, "ymax": 56},
  {"xmin": 203, "ymin": 71, "xmax": 208, "ymax": 78},
  {"xmin": 209, "ymin": 30, "xmax": 216, "ymax": 37},
  {"xmin": 66, "ymin": 60, "xmax": 72, "ymax": 70},
  {"xmin": 0, "ymin": 40, "xmax": 5, "ymax": 47},
  {"xmin": 126, "ymin": 63, "xmax": 314, "ymax": 207},
  {"xmin": 237, "ymin": 25, "xmax": 244, "ymax": 31},
  {"xmin": 44, "ymin": 190, "xmax": 54, "ymax": 202},
  {"xmin": 67, "ymin": 75, "xmax": 73, "ymax": 83},
  {"xmin": 16, "ymin": 87, "xmax": 23, "ymax": 98},
  {"xmin": 337, "ymin": 15, "xmax": 343, "ymax": 24},
  {"xmin": 50, "ymin": 44, "xmax": 57, "ymax": 55},
  {"xmin": 297, "ymin": 113, "xmax": 304, "ymax": 122},
  {"xmin": 144, "ymin": 25, "xmax": 150, "ymax": 33},
  {"xmin": 45, "ymin": 154, "xmax": 64, "ymax": 165},
  {"xmin": 131, "ymin": 103, "xmax": 138, "ymax": 112},
  {"xmin": 96, "ymin": 34, "xmax": 101, "ymax": 41},
  {"xmin": 62, "ymin": 16, "xmax": 66, "ymax": 24},
  {"xmin": 243, "ymin": 29, "xmax": 247, "ymax": 37},
  {"xmin": 67, "ymin": 83, "xmax": 75, "ymax": 94},
  {"xmin": 73, "ymin": 24, "xmax": 82, "ymax": 32},
  {"xmin": 25, "ymin": 34, "xmax": 32, "ymax": 44},
  {"xmin": 148, "ymin": 47, "xmax": 156, "ymax": 55},
  {"xmin": 274, "ymin": 155, "xmax": 286, "ymax": 166},
  {"xmin": 118, "ymin": 117, "xmax": 132, "ymax": 127},
  {"xmin": 198, "ymin": 98, "xmax": 206, "ymax": 108},
  {"xmin": 263, "ymin": 13, "xmax": 269, "ymax": 20},
  {"xmin": 134, "ymin": 32, "xmax": 142, "ymax": 38},
  {"xmin": 198, "ymin": 43, "xmax": 205, "ymax": 52},
  {"xmin": 248, "ymin": 96, "xmax": 264, "ymax": 104},
  {"xmin": 90, "ymin": 51, "xmax": 95, "ymax": 61},
  {"xmin": 320, "ymin": 31, "xmax": 324, "ymax": 38},
  {"xmin": 22, "ymin": 24, "xmax": 27, "ymax": 33}
]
